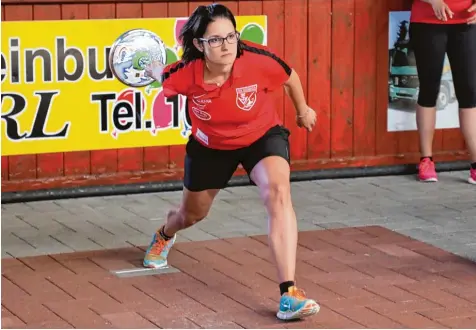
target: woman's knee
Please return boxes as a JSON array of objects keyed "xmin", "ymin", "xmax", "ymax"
[{"xmin": 261, "ymin": 181, "xmax": 292, "ymax": 209}]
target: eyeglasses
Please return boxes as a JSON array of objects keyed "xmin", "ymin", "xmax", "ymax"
[{"xmin": 199, "ymin": 32, "xmax": 240, "ymax": 48}]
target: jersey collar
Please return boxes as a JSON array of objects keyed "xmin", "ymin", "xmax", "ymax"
[{"xmin": 193, "ymin": 56, "xmax": 244, "ymax": 92}]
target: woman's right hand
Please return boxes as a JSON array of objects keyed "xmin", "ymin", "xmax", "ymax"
[
  {"xmin": 429, "ymin": 0, "xmax": 454, "ymax": 21},
  {"xmin": 144, "ymin": 60, "xmax": 165, "ymax": 82}
]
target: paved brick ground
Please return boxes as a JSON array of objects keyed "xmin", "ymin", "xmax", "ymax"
[{"xmin": 2, "ymin": 226, "xmax": 476, "ymax": 329}]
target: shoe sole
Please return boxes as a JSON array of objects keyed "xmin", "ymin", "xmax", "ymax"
[
  {"xmin": 419, "ymin": 177, "xmax": 438, "ymax": 182},
  {"xmin": 469, "ymin": 177, "xmax": 476, "ymax": 185},
  {"xmin": 143, "ymin": 260, "xmax": 168, "ymax": 269},
  {"xmin": 276, "ymin": 304, "xmax": 320, "ymax": 321}
]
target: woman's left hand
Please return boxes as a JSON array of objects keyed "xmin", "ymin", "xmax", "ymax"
[
  {"xmin": 296, "ymin": 105, "xmax": 317, "ymax": 132},
  {"xmin": 468, "ymin": 2, "xmax": 476, "ymax": 24}
]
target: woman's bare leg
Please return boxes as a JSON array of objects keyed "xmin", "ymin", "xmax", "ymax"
[
  {"xmin": 250, "ymin": 156, "xmax": 296, "ymax": 284},
  {"xmin": 143, "ymin": 188, "xmax": 219, "ymax": 268},
  {"xmin": 163, "ymin": 188, "xmax": 220, "ymax": 236},
  {"xmin": 459, "ymin": 107, "xmax": 476, "ymax": 163},
  {"xmin": 250, "ymin": 155, "xmax": 319, "ymax": 320}
]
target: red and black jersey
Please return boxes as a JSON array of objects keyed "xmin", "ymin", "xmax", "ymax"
[{"xmin": 161, "ymin": 41, "xmax": 292, "ymax": 150}]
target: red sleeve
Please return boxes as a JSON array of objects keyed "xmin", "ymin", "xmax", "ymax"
[
  {"xmin": 242, "ymin": 42, "xmax": 292, "ymax": 90},
  {"xmin": 161, "ymin": 61, "xmax": 193, "ymax": 98},
  {"xmin": 261, "ymin": 48, "xmax": 292, "ymax": 90}
]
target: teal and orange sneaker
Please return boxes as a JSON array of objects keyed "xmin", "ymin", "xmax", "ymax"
[
  {"xmin": 143, "ymin": 228, "xmax": 176, "ymax": 269},
  {"xmin": 277, "ymin": 286, "xmax": 320, "ymax": 321}
]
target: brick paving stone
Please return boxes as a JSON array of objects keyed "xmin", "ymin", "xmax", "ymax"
[
  {"xmin": 1, "ymin": 297, "xmax": 65, "ymax": 325},
  {"xmin": 185, "ymin": 312, "xmax": 245, "ymax": 329},
  {"xmin": 44, "ymin": 300, "xmax": 113, "ymax": 328},
  {"xmin": 444, "ymin": 286, "xmax": 476, "ymax": 304},
  {"xmin": 438, "ymin": 316, "xmax": 476, "ymax": 328},
  {"xmin": 1, "ymin": 315, "xmax": 26, "ymax": 329},
  {"xmin": 310, "ymin": 308, "xmax": 366, "ymax": 328},
  {"xmin": 2, "ymin": 226, "xmax": 476, "ymax": 329},
  {"xmin": 418, "ymin": 305, "xmax": 476, "ymax": 321},
  {"xmin": 26, "ymin": 320, "xmax": 74, "ymax": 329},
  {"xmin": 101, "ymin": 311, "xmax": 158, "ymax": 328},
  {"xmin": 386, "ymin": 311, "xmax": 447, "ymax": 328},
  {"xmin": 138, "ymin": 311, "xmax": 202, "ymax": 329},
  {"xmin": 413, "ymin": 289, "xmax": 475, "ymax": 308},
  {"xmin": 339, "ymin": 306, "xmax": 407, "ymax": 328},
  {"xmin": 367, "ymin": 299, "xmax": 442, "ymax": 315}
]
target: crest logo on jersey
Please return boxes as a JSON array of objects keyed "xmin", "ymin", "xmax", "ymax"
[{"xmin": 236, "ymin": 84, "xmax": 258, "ymax": 111}]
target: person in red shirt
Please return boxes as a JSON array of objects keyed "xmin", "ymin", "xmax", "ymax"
[
  {"xmin": 410, "ymin": 0, "xmax": 476, "ymax": 184},
  {"xmin": 143, "ymin": 3, "xmax": 319, "ymax": 321}
]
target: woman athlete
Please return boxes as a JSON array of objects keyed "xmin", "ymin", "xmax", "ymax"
[
  {"xmin": 144, "ymin": 3, "xmax": 319, "ymax": 321},
  {"xmin": 410, "ymin": 0, "xmax": 476, "ymax": 184}
]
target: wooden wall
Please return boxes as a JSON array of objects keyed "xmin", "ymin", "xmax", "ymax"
[{"xmin": 1, "ymin": 0, "xmax": 468, "ymax": 192}]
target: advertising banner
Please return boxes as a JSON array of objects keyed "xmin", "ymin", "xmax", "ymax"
[
  {"xmin": 387, "ymin": 11, "xmax": 459, "ymax": 132},
  {"xmin": 1, "ymin": 16, "xmax": 267, "ymax": 156}
]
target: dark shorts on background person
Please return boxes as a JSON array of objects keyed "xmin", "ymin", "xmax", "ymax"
[
  {"xmin": 184, "ymin": 125, "xmax": 290, "ymax": 191},
  {"xmin": 409, "ymin": 22, "xmax": 476, "ymax": 108}
]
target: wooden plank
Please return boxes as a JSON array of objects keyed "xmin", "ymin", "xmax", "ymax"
[
  {"xmin": 116, "ymin": 2, "xmax": 144, "ymax": 173},
  {"xmin": 7, "ymin": 155, "xmax": 37, "ymax": 181},
  {"xmin": 353, "ymin": 0, "xmax": 377, "ymax": 157},
  {"xmin": 61, "ymin": 3, "xmax": 88, "ymax": 19},
  {"xmin": 166, "ymin": 2, "xmax": 189, "ymax": 173},
  {"xmin": 330, "ymin": 0, "xmax": 354, "ymax": 159},
  {"xmin": 142, "ymin": 2, "xmax": 167, "ymax": 18},
  {"xmin": 238, "ymin": 0, "xmax": 262, "ymax": 14},
  {"xmin": 88, "ymin": 3, "xmax": 118, "ymax": 175},
  {"xmin": 307, "ymin": 0, "xmax": 331, "ymax": 160},
  {"xmin": 142, "ymin": 2, "xmax": 170, "ymax": 172},
  {"xmin": 189, "ymin": 1, "xmax": 210, "ymax": 14},
  {"xmin": 442, "ymin": 129, "xmax": 465, "ymax": 152},
  {"xmin": 375, "ymin": 0, "xmax": 397, "ymax": 156},
  {"xmin": 4, "ymin": 5, "xmax": 37, "ymax": 181},
  {"xmin": 33, "ymin": 3, "xmax": 61, "ymax": 19},
  {"xmin": 2, "ymin": 157, "xmax": 9, "ymax": 181},
  {"xmin": 220, "ymin": 1, "xmax": 239, "ymax": 13},
  {"xmin": 262, "ymin": 0, "xmax": 284, "ymax": 122},
  {"xmin": 284, "ymin": 0, "xmax": 308, "ymax": 161},
  {"xmin": 116, "ymin": 2, "xmax": 142, "ymax": 18},
  {"xmin": 61, "ymin": 4, "xmax": 91, "ymax": 176},
  {"xmin": 33, "ymin": 4, "xmax": 65, "ymax": 179},
  {"xmin": 88, "ymin": 3, "xmax": 115, "ymax": 19}
]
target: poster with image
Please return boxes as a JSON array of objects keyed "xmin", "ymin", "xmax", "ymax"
[{"xmin": 387, "ymin": 11, "xmax": 460, "ymax": 132}]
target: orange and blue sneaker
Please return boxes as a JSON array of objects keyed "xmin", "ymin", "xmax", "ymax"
[
  {"xmin": 418, "ymin": 158, "xmax": 438, "ymax": 182},
  {"xmin": 277, "ymin": 286, "xmax": 320, "ymax": 321},
  {"xmin": 143, "ymin": 228, "xmax": 176, "ymax": 269}
]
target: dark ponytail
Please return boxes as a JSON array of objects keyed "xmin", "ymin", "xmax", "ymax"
[{"xmin": 179, "ymin": 3, "xmax": 244, "ymax": 64}]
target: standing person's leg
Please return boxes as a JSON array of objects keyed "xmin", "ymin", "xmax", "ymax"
[
  {"xmin": 446, "ymin": 24, "xmax": 476, "ymax": 184},
  {"xmin": 242, "ymin": 125, "xmax": 319, "ymax": 321},
  {"xmin": 144, "ymin": 136, "xmax": 240, "ymax": 268},
  {"xmin": 410, "ymin": 23, "xmax": 448, "ymax": 181}
]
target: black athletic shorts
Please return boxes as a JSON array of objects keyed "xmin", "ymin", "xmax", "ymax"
[
  {"xmin": 409, "ymin": 22, "xmax": 476, "ymax": 108},
  {"xmin": 183, "ymin": 125, "xmax": 290, "ymax": 192}
]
